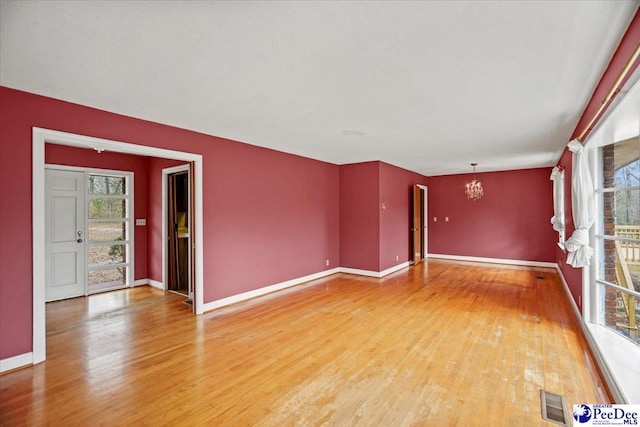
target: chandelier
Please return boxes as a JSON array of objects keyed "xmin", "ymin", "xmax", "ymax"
[{"xmin": 465, "ymin": 163, "xmax": 483, "ymax": 201}]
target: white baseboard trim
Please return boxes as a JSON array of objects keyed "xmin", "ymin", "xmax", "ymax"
[
  {"xmin": 340, "ymin": 261, "xmax": 411, "ymax": 278},
  {"xmin": 202, "ymin": 268, "xmax": 341, "ymax": 313},
  {"xmin": 148, "ymin": 279, "xmax": 164, "ymax": 290},
  {"xmin": 339, "ymin": 267, "xmax": 380, "ymax": 277},
  {"xmin": 0, "ymin": 352, "xmax": 33, "ymax": 373},
  {"xmin": 427, "ymin": 253, "xmax": 557, "ymax": 268},
  {"xmin": 133, "ymin": 279, "xmax": 148, "ymax": 287},
  {"xmin": 201, "ymin": 262, "xmax": 412, "ymax": 313},
  {"xmin": 555, "ymin": 266, "xmax": 626, "ymax": 403}
]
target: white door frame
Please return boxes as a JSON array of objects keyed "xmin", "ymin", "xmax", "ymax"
[
  {"xmin": 33, "ymin": 127, "xmax": 205, "ymax": 365},
  {"xmin": 162, "ymin": 164, "xmax": 191, "ymax": 294},
  {"xmin": 417, "ymin": 184, "xmax": 428, "ymax": 258}
]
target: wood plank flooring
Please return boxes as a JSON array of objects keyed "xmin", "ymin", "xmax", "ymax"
[{"xmin": 0, "ymin": 260, "xmax": 610, "ymax": 426}]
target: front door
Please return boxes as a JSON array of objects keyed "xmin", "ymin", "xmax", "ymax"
[{"xmin": 45, "ymin": 169, "xmax": 86, "ymax": 301}]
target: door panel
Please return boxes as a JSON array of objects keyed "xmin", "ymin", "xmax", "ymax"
[
  {"xmin": 52, "ymin": 252, "xmax": 77, "ymax": 286},
  {"xmin": 52, "ymin": 197, "xmax": 77, "ymax": 241},
  {"xmin": 46, "ymin": 169, "xmax": 86, "ymax": 301}
]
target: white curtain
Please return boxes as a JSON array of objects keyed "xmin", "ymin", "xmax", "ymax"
[
  {"xmin": 550, "ymin": 166, "xmax": 565, "ymax": 235},
  {"xmin": 564, "ymin": 139, "xmax": 595, "ymax": 267}
]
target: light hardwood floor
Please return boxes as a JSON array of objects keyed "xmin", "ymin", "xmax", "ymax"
[{"xmin": 0, "ymin": 260, "xmax": 610, "ymax": 426}]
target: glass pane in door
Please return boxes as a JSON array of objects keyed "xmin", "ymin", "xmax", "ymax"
[
  {"xmin": 88, "ymin": 221, "xmax": 126, "ymax": 243},
  {"xmin": 88, "ymin": 267, "xmax": 127, "ymax": 293}
]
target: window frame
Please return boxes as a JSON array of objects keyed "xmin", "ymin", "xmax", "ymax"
[
  {"xmin": 86, "ymin": 170, "xmax": 134, "ymax": 294},
  {"xmin": 592, "ymin": 144, "xmax": 640, "ymax": 336}
]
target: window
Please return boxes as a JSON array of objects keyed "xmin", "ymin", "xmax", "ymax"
[
  {"xmin": 87, "ymin": 173, "xmax": 132, "ymax": 293},
  {"xmin": 595, "ymin": 138, "xmax": 640, "ymax": 345}
]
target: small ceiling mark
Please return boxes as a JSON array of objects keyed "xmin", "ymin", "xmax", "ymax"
[{"xmin": 342, "ymin": 129, "xmax": 365, "ymax": 137}]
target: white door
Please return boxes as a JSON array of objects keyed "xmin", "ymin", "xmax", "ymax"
[{"xmin": 45, "ymin": 169, "xmax": 86, "ymax": 301}]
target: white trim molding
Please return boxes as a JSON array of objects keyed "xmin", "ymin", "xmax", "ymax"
[
  {"xmin": 202, "ymin": 268, "xmax": 341, "ymax": 312},
  {"xmin": 428, "ymin": 253, "xmax": 557, "ymax": 268},
  {"xmin": 148, "ymin": 279, "xmax": 164, "ymax": 290},
  {"xmin": 202, "ymin": 262, "xmax": 412, "ymax": 313},
  {"xmin": 0, "ymin": 352, "xmax": 33, "ymax": 373},
  {"xmin": 33, "ymin": 127, "xmax": 205, "ymax": 366},
  {"xmin": 133, "ymin": 279, "xmax": 148, "ymax": 287},
  {"xmin": 340, "ymin": 261, "xmax": 411, "ymax": 278}
]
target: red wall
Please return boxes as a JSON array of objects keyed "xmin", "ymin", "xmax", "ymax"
[
  {"xmin": 379, "ymin": 162, "xmax": 428, "ymax": 270},
  {"xmin": 45, "ymin": 145, "xmax": 151, "ymax": 280},
  {"xmin": 428, "ymin": 168, "xmax": 556, "ymax": 263},
  {"xmin": 339, "ymin": 161, "xmax": 429, "ymax": 272},
  {"xmin": 0, "ymin": 86, "xmax": 340, "ymax": 359},
  {"xmin": 339, "ymin": 162, "xmax": 380, "ymax": 271}
]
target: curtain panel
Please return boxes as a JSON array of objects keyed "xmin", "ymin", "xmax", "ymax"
[{"xmin": 564, "ymin": 139, "xmax": 595, "ymax": 267}]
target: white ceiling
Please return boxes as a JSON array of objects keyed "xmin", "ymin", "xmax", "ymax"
[{"xmin": 1, "ymin": 1, "xmax": 638, "ymax": 175}]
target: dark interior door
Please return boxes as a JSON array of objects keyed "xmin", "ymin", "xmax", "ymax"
[
  {"xmin": 168, "ymin": 171, "xmax": 189, "ymax": 296},
  {"xmin": 412, "ymin": 185, "xmax": 424, "ymax": 264}
]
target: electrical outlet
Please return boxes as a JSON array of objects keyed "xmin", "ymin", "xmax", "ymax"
[
  {"xmin": 396, "ymin": 255, "xmax": 399, "ymax": 261},
  {"xmin": 326, "ymin": 259, "xmax": 330, "ymax": 266},
  {"xmin": 433, "ymin": 217, "xmax": 437, "ymax": 222},
  {"xmin": 445, "ymin": 216, "xmax": 449, "ymax": 222}
]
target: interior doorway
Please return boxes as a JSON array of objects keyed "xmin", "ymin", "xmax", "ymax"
[
  {"xmin": 166, "ymin": 167, "xmax": 191, "ymax": 299},
  {"xmin": 33, "ymin": 127, "xmax": 204, "ymax": 365},
  {"xmin": 412, "ymin": 184, "xmax": 428, "ymax": 264}
]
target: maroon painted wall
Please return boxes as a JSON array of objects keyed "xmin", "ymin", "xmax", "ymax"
[
  {"xmin": 338, "ymin": 161, "xmax": 428, "ymax": 272},
  {"xmin": 45, "ymin": 145, "xmax": 151, "ymax": 280},
  {"xmin": 339, "ymin": 162, "xmax": 380, "ymax": 271},
  {"xmin": 0, "ymin": 87, "xmax": 340, "ymax": 359},
  {"xmin": 428, "ymin": 168, "xmax": 556, "ymax": 263},
  {"xmin": 379, "ymin": 162, "xmax": 428, "ymax": 271}
]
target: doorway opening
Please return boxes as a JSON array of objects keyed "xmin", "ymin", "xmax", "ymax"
[
  {"xmin": 33, "ymin": 127, "xmax": 204, "ymax": 365},
  {"xmin": 412, "ymin": 184, "xmax": 428, "ymax": 264},
  {"xmin": 166, "ymin": 167, "xmax": 191, "ymax": 299}
]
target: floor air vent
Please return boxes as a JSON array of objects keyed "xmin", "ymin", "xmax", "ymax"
[{"xmin": 541, "ymin": 390, "xmax": 568, "ymax": 425}]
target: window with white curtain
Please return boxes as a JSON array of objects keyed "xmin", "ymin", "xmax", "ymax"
[{"xmin": 583, "ymin": 70, "xmax": 640, "ymax": 403}]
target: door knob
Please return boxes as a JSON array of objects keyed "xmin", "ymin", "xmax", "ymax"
[{"xmin": 77, "ymin": 231, "xmax": 83, "ymax": 243}]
